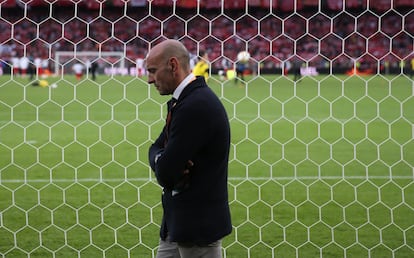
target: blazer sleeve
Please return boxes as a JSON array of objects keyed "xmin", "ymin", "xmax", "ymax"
[
  {"xmin": 148, "ymin": 127, "xmax": 166, "ymax": 174},
  {"xmin": 148, "ymin": 106, "xmax": 200, "ymax": 190},
  {"xmin": 152, "ymin": 97, "xmax": 213, "ymax": 190}
]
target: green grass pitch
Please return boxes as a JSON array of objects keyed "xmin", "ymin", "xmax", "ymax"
[{"xmin": 0, "ymin": 73, "xmax": 413, "ymax": 257}]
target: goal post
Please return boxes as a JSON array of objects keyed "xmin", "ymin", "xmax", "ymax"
[{"xmin": 54, "ymin": 51, "xmax": 127, "ymax": 76}]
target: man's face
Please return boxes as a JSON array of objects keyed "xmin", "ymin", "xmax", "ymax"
[{"xmin": 146, "ymin": 54, "xmax": 174, "ymax": 95}]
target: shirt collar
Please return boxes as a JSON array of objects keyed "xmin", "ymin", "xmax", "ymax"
[{"xmin": 172, "ymin": 73, "xmax": 196, "ymax": 100}]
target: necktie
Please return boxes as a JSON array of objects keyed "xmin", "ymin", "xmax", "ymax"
[{"xmin": 164, "ymin": 98, "xmax": 177, "ymax": 146}]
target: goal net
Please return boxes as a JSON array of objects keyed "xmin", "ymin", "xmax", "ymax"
[{"xmin": 0, "ymin": 1, "xmax": 413, "ymax": 258}]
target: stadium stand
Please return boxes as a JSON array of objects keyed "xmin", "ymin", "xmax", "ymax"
[
  {"xmin": 0, "ymin": 0, "xmax": 413, "ymax": 74},
  {"xmin": 1, "ymin": 1, "xmax": 414, "ymax": 258}
]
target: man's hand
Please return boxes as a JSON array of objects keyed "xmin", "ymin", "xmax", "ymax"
[
  {"xmin": 172, "ymin": 160, "xmax": 194, "ymax": 195},
  {"xmin": 183, "ymin": 160, "xmax": 194, "ymax": 174}
]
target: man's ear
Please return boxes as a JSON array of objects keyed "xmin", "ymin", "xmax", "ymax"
[{"xmin": 170, "ymin": 57, "xmax": 178, "ymax": 73}]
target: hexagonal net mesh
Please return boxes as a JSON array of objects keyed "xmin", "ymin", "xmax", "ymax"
[{"xmin": 0, "ymin": 1, "xmax": 413, "ymax": 257}]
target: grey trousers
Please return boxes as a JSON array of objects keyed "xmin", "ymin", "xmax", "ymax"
[{"xmin": 156, "ymin": 236, "xmax": 222, "ymax": 258}]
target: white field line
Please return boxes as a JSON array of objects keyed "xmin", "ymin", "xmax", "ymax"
[{"xmin": 0, "ymin": 175, "xmax": 413, "ymax": 184}]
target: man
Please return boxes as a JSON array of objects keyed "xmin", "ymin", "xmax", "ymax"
[
  {"xmin": 90, "ymin": 61, "xmax": 98, "ymax": 81},
  {"xmin": 147, "ymin": 39, "xmax": 232, "ymax": 258},
  {"xmin": 192, "ymin": 50, "xmax": 209, "ymax": 81},
  {"xmin": 136, "ymin": 56, "xmax": 145, "ymax": 77},
  {"xmin": 72, "ymin": 61, "xmax": 84, "ymax": 80},
  {"xmin": 235, "ymin": 61, "xmax": 246, "ymax": 83},
  {"xmin": 291, "ymin": 58, "xmax": 302, "ymax": 82},
  {"xmin": 11, "ymin": 55, "xmax": 20, "ymax": 76},
  {"xmin": 19, "ymin": 55, "xmax": 30, "ymax": 77}
]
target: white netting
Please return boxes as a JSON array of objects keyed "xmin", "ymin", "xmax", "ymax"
[{"xmin": 0, "ymin": 1, "xmax": 413, "ymax": 257}]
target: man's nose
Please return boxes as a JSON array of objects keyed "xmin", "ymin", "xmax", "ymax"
[{"xmin": 148, "ymin": 75, "xmax": 154, "ymax": 84}]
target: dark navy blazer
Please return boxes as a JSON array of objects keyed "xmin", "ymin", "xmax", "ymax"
[{"xmin": 149, "ymin": 76, "xmax": 232, "ymax": 245}]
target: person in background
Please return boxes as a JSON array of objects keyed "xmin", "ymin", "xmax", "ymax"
[
  {"xmin": 11, "ymin": 55, "xmax": 20, "ymax": 76},
  {"xmin": 19, "ymin": 56, "xmax": 30, "ymax": 77},
  {"xmin": 90, "ymin": 61, "xmax": 98, "ymax": 81},
  {"xmin": 136, "ymin": 57, "xmax": 145, "ymax": 77},
  {"xmin": 235, "ymin": 51, "xmax": 250, "ymax": 84},
  {"xmin": 28, "ymin": 56, "xmax": 36, "ymax": 81},
  {"xmin": 292, "ymin": 58, "xmax": 302, "ymax": 82},
  {"xmin": 72, "ymin": 62, "xmax": 84, "ymax": 80},
  {"xmin": 192, "ymin": 50, "xmax": 210, "ymax": 82},
  {"xmin": 147, "ymin": 39, "xmax": 232, "ymax": 258}
]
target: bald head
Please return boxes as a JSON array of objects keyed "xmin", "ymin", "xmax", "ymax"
[
  {"xmin": 146, "ymin": 39, "xmax": 192, "ymax": 95},
  {"xmin": 148, "ymin": 39, "xmax": 191, "ymax": 72}
]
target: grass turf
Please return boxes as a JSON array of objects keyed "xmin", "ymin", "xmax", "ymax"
[{"xmin": 0, "ymin": 74, "xmax": 413, "ymax": 257}]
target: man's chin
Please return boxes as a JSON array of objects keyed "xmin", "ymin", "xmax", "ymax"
[
  {"xmin": 157, "ymin": 89, "xmax": 170, "ymax": 96},
  {"xmin": 155, "ymin": 87, "xmax": 170, "ymax": 96}
]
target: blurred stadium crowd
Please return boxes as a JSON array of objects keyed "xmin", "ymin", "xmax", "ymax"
[{"xmin": 0, "ymin": 0, "xmax": 413, "ymax": 75}]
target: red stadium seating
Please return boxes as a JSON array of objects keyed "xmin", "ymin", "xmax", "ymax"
[
  {"xmin": 0, "ymin": 1, "xmax": 413, "ymax": 73},
  {"xmin": 1, "ymin": 0, "xmax": 412, "ymax": 9}
]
